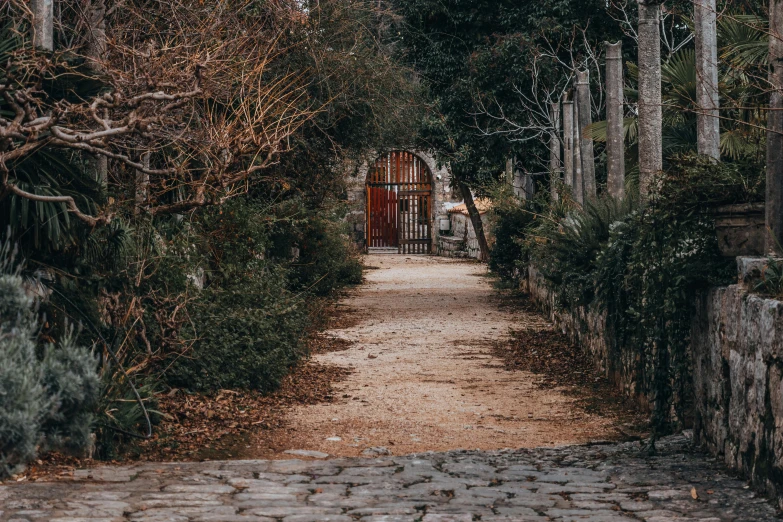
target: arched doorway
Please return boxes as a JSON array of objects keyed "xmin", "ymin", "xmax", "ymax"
[{"xmin": 366, "ymin": 151, "xmax": 433, "ymax": 254}]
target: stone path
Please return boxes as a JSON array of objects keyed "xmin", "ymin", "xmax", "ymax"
[{"xmin": 1, "ymin": 434, "xmax": 778, "ymax": 521}]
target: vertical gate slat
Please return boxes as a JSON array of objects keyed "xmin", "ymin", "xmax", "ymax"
[
  {"xmin": 410, "ymin": 154, "xmax": 421, "ymax": 254},
  {"xmin": 414, "ymin": 156, "xmax": 420, "ymax": 253},
  {"xmin": 405, "ymin": 153, "xmax": 410, "ymax": 254}
]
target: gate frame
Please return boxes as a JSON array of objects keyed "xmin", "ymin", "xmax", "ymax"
[{"xmin": 365, "ymin": 150, "xmax": 435, "ymax": 254}]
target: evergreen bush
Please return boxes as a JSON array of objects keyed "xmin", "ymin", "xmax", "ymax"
[
  {"xmin": 0, "ymin": 249, "xmax": 99, "ymax": 478},
  {"xmin": 164, "ymin": 262, "xmax": 309, "ymax": 392}
]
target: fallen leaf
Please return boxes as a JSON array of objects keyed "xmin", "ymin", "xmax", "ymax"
[{"xmin": 691, "ymin": 487, "xmax": 699, "ymax": 500}]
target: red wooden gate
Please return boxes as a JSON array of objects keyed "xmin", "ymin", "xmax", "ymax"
[
  {"xmin": 366, "ymin": 151, "xmax": 433, "ymax": 254},
  {"xmin": 368, "ymin": 186, "xmax": 398, "ymax": 247}
]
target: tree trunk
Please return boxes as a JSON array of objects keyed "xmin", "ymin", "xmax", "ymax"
[
  {"xmin": 606, "ymin": 41, "xmax": 626, "ymax": 199},
  {"xmin": 458, "ymin": 180, "xmax": 489, "ymax": 262},
  {"xmin": 637, "ymin": 1, "xmax": 663, "ymax": 199},
  {"xmin": 85, "ymin": 0, "xmax": 107, "ymax": 70},
  {"xmin": 563, "ymin": 100, "xmax": 575, "ymax": 194},
  {"xmin": 505, "ymin": 157, "xmax": 514, "ymax": 191},
  {"xmin": 576, "ymin": 70, "xmax": 596, "ymax": 199},
  {"xmin": 572, "ymin": 98, "xmax": 584, "ymax": 205},
  {"xmin": 767, "ymin": 0, "xmax": 783, "ymax": 254},
  {"xmin": 550, "ymin": 102, "xmax": 562, "ymax": 201},
  {"xmin": 135, "ymin": 153, "xmax": 150, "ymax": 215},
  {"xmin": 695, "ymin": 0, "xmax": 720, "ymax": 159},
  {"xmin": 85, "ymin": 0, "xmax": 108, "ymax": 188},
  {"xmin": 30, "ymin": 0, "xmax": 54, "ymax": 51}
]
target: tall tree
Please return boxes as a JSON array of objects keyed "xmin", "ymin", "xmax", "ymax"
[
  {"xmin": 695, "ymin": 0, "xmax": 721, "ymax": 159},
  {"xmin": 768, "ymin": 0, "xmax": 783, "ymax": 254},
  {"xmin": 637, "ymin": 0, "xmax": 664, "ymax": 198}
]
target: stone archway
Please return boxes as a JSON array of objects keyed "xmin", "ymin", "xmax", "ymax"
[{"xmin": 365, "ymin": 151, "xmax": 434, "ymax": 254}]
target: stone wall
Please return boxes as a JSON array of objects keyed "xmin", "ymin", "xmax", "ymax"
[
  {"xmin": 691, "ymin": 283, "xmax": 783, "ymax": 504},
  {"xmin": 525, "ymin": 261, "xmax": 783, "ymax": 507},
  {"xmin": 437, "ymin": 212, "xmax": 490, "ymax": 259},
  {"xmin": 523, "ymin": 267, "xmax": 646, "ymax": 406}
]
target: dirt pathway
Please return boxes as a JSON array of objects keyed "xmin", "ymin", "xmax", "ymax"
[{"xmin": 252, "ymin": 255, "xmax": 619, "ymax": 458}]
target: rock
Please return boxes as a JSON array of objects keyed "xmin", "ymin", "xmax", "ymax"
[
  {"xmin": 361, "ymin": 447, "xmax": 392, "ymax": 457},
  {"xmin": 326, "ymin": 437, "xmax": 342, "ymax": 442},
  {"xmin": 283, "ymin": 450, "xmax": 330, "ymax": 459}
]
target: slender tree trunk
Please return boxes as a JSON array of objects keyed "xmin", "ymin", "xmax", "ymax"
[
  {"xmin": 563, "ymin": 100, "xmax": 575, "ymax": 194},
  {"xmin": 524, "ymin": 171, "xmax": 534, "ymax": 200},
  {"xmin": 576, "ymin": 70, "xmax": 596, "ymax": 199},
  {"xmin": 135, "ymin": 153, "xmax": 150, "ymax": 215},
  {"xmin": 550, "ymin": 102, "xmax": 562, "ymax": 201},
  {"xmin": 573, "ymin": 98, "xmax": 584, "ymax": 205},
  {"xmin": 505, "ymin": 157, "xmax": 514, "ymax": 191},
  {"xmin": 695, "ymin": 0, "xmax": 721, "ymax": 159},
  {"xmin": 458, "ymin": 180, "xmax": 489, "ymax": 262},
  {"xmin": 85, "ymin": 0, "xmax": 108, "ymax": 188},
  {"xmin": 767, "ymin": 0, "xmax": 783, "ymax": 254},
  {"xmin": 30, "ymin": 0, "xmax": 54, "ymax": 51},
  {"xmin": 85, "ymin": 0, "xmax": 107, "ymax": 69},
  {"xmin": 637, "ymin": 1, "xmax": 663, "ymax": 199},
  {"xmin": 606, "ymin": 41, "xmax": 626, "ymax": 199}
]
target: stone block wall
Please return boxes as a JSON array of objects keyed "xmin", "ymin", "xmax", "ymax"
[
  {"xmin": 691, "ymin": 284, "xmax": 783, "ymax": 504},
  {"xmin": 525, "ymin": 262, "xmax": 783, "ymax": 507},
  {"xmin": 524, "ymin": 267, "xmax": 648, "ymax": 407},
  {"xmin": 437, "ymin": 212, "xmax": 490, "ymax": 259}
]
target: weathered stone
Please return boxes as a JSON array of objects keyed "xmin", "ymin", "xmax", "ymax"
[
  {"xmin": 421, "ymin": 514, "xmax": 472, "ymax": 521},
  {"xmin": 283, "ymin": 515, "xmax": 354, "ymax": 522},
  {"xmin": 1, "ymin": 434, "xmax": 780, "ymax": 521},
  {"xmin": 576, "ymin": 69, "xmax": 596, "ymax": 199},
  {"xmin": 361, "ymin": 515, "xmax": 419, "ymax": 522},
  {"xmin": 283, "ymin": 450, "xmax": 330, "ymax": 459},
  {"xmin": 247, "ymin": 506, "xmax": 343, "ymax": 517}
]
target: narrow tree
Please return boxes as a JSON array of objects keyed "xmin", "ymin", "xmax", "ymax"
[
  {"xmin": 457, "ymin": 180, "xmax": 490, "ymax": 262},
  {"xmin": 563, "ymin": 99, "xmax": 575, "ymax": 193},
  {"xmin": 637, "ymin": 1, "xmax": 663, "ymax": 198},
  {"xmin": 576, "ymin": 70, "xmax": 596, "ymax": 199},
  {"xmin": 30, "ymin": 0, "xmax": 53, "ymax": 50},
  {"xmin": 768, "ymin": 0, "xmax": 783, "ymax": 254},
  {"xmin": 550, "ymin": 101, "xmax": 562, "ymax": 201},
  {"xmin": 695, "ymin": 0, "xmax": 721, "ymax": 159},
  {"xmin": 606, "ymin": 41, "xmax": 626, "ymax": 199},
  {"xmin": 573, "ymin": 98, "xmax": 584, "ymax": 204}
]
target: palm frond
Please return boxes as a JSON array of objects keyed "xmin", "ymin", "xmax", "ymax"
[{"xmin": 719, "ymin": 14, "xmax": 768, "ymax": 69}]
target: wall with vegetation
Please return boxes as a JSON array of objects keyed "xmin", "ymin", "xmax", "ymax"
[
  {"xmin": 692, "ymin": 283, "xmax": 783, "ymax": 506},
  {"xmin": 525, "ymin": 261, "xmax": 783, "ymax": 507},
  {"xmin": 524, "ymin": 267, "xmax": 646, "ymax": 407}
]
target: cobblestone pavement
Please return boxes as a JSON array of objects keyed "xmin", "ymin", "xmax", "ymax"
[{"xmin": 1, "ymin": 434, "xmax": 779, "ymax": 521}]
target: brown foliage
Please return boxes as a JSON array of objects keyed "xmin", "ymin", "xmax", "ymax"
[{"xmin": 1, "ymin": 0, "xmax": 318, "ymax": 223}]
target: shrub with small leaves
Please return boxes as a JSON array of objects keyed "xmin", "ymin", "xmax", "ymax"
[{"xmin": 0, "ymin": 247, "xmax": 99, "ymax": 478}]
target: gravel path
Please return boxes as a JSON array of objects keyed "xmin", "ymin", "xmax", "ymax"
[
  {"xmin": 266, "ymin": 255, "xmax": 616, "ymax": 458},
  {"xmin": 1, "ymin": 434, "xmax": 778, "ymax": 521}
]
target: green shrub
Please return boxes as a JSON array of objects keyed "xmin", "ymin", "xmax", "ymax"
[
  {"xmin": 164, "ymin": 262, "xmax": 309, "ymax": 392},
  {"xmin": 534, "ymin": 195, "xmax": 637, "ymax": 309},
  {"xmin": 489, "ymin": 197, "xmax": 537, "ymax": 282},
  {"xmin": 754, "ymin": 258, "xmax": 783, "ymax": 298},
  {"xmin": 0, "ymin": 253, "xmax": 99, "ymax": 477},
  {"xmin": 285, "ymin": 215, "xmax": 363, "ymax": 296}
]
